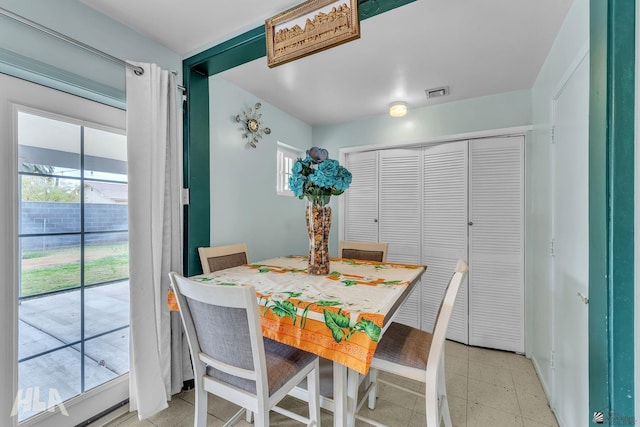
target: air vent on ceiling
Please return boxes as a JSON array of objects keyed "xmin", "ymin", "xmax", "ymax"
[{"xmin": 425, "ymin": 86, "xmax": 450, "ymax": 99}]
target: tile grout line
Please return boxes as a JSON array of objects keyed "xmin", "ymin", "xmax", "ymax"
[
  {"xmin": 508, "ymin": 357, "xmax": 525, "ymax": 425},
  {"xmin": 465, "ymin": 347, "xmax": 469, "ymax": 427}
]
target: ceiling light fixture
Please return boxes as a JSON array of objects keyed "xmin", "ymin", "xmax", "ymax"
[{"xmin": 389, "ymin": 101, "xmax": 407, "ymax": 118}]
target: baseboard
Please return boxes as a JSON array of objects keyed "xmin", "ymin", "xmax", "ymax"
[{"xmin": 530, "ymin": 354, "xmax": 563, "ymax": 427}]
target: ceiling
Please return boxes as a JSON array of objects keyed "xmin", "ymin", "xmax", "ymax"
[{"xmin": 80, "ymin": 0, "xmax": 573, "ymax": 126}]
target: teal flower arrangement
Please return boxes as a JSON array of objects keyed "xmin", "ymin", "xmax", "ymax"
[{"xmin": 289, "ymin": 147, "xmax": 352, "ymax": 206}]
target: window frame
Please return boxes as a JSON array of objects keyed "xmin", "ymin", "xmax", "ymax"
[{"xmin": 276, "ymin": 142, "xmax": 304, "ymax": 196}]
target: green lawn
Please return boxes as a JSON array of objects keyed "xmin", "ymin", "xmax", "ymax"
[{"xmin": 21, "ymin": 243, "xmax": 129, "ymax": 297}]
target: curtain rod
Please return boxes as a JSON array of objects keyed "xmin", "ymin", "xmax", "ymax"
[{"xmin": 0, "ymin": 6, "xmax": 186, "ymax": 92}]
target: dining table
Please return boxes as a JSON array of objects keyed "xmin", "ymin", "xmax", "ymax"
[{"xmin": 182, "ymin": 255, "xmax": 426, "ymax": 427}]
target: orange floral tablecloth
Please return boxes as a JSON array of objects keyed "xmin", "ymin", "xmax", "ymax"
[{"xmin": 171, "ymin": 256, "xmax": 426, "ymax": 374}]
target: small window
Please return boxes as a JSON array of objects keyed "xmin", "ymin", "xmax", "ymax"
[{"xmin": 277, "ymin": 142, "xmax": 303, "ymax": 196}]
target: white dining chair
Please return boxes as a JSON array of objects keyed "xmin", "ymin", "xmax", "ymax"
[
  {"xmin": 198, "ymin": 242, "xmax": 248, "ymax": 273},
  {"xmin": 355, "ymin": 259, "xmax": 468, "ymax": 426},
  {"xmin": 169, "ymin": 272, "xmax": 321, "ymax": 427}
]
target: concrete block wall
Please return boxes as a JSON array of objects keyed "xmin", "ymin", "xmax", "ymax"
[{"xmin": 20, "ymin": 202, "xmax": 128, "ymax": 251}]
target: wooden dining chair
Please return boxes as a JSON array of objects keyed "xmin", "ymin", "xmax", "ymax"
[
  {"xmin": 355, "ymin": 259, "xmax": 468, "ymax": 427},
  {"xmin": 169, "ymin": 272, "xmax": 321, "ymax": 427},
  {"xmin": 338, "ymin": 240, "xmax": 388, "ymax": 262},
  {"xmin": 198, "ymin": 242, "xmax": 248, "ymax": 273}
]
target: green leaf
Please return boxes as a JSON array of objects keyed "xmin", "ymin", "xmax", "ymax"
[
  {"xmin": 316, "ymin": 300, "xmax": 341, "ymax": 306},
  {"xmin": 329, "ymin": 271, "xmax": 341, "ymax": 277},
  {"xmin": 258, "ymin": 267, "xmax": 270, "ymax": 273},
  {"xmin": 342, "ymin": 280, "xmax": 357, "ymax": 286},
  {"xmin": 271, "ymin": 300, "xmax": 297, "ymax": 319},
  {"xmin": 300, "ymin": 303, "xmax": 312, "ymax": 328},
  {"xmin": 197, "ymin": 277, "xmax": 213, "ymax": 281},
  {"xmin": 218, "ymin": 282, "xmax": 237, "ymax": 286},
  {"xmin": 323, "ymin": 310, "xmax": 345, "ymax": 342},
  {"xmin": 354, "ymin": 318, "xmax": 381, "ymax": 342},
  {"xmin": 325, "ymin": 309, "xmax": 350, "ymax": 328},
  {"xmin": 382, "ymin": 280, "xmax": 402, "ymax": 285},
  {"xmin": 283, "ymin": 291, "xmax": 302, "ymax": 298}
]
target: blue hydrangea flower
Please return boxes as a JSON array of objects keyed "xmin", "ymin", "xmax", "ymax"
[{"xmin": 288, "ymin": 149, "xmax": 352, "ymax": 206}]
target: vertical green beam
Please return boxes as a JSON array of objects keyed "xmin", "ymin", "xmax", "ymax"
[
  {"xmin": 589, "ymin": 0, "xmax": 635, "ymax": 424},
  {"xmin": 183, "ymin": 67, "xmax": 210, "ymax": 276}
]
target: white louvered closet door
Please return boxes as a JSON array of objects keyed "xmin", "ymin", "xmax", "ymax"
[
  {"xmin": 469, "ymin": 136, "xmax": 524, "ymax": 352},
  {"xmin": 422, "ymin": 141, "xmax": 469, "ymax": 343},
  {"xmin": 344, "ymin": 151, "xmax": 379, "ymax": 242},
  {"xmin": 378, "ymin": 148, "xmax": 422, "ymax": 328}
]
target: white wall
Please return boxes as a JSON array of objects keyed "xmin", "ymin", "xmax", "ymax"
[
  {"xmin": 529, "ymin": 0, "xmax": 589, "ymax": 424},
  {"xmin": 209, "ymin": 76, "xmax": 313, "ymax": 262},
  {"xmin": 0, "ymin": 0, "xmax": 180, "ymax": 105},
  {"xmin": 313, "ymin": 89, "xmax": 532, "ymax": 152}
]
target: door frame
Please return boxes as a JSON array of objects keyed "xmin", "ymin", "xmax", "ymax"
[
  {"xmin": 589, "ymin": 0, "xmax": 635, "ymax": 423},
  {"xmin": 0, "ymin": 74, "xmax": 129, "ymax": 427}
]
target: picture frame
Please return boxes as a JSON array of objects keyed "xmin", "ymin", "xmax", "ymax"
[{"xmin": 265, "ymin": 0, "xmax": 360, "ymax": 68}]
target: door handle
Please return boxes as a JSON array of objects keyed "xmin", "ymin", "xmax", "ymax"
[{"xmin": 468, "ymin": 221, "xmax": 473, "ymax": 226}]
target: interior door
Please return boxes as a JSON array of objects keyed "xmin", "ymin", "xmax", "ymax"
[
  {"xmin": 421, "ymin": 141, "xmax": 469, "ymax": 342},
  {"xmin": 468, "ymin": 136, "xmax": 524, "ymax": 352},
  {"xmin": 550, "ymin": 52, "xmax": 589, "ymax": 427},
  {"xmin": 343, "ymin": 151, "xmax": 379, "ymax": 243},
  {"xmin": 378, "ymin": 148, "xmax": 422, "ymax": 328}
]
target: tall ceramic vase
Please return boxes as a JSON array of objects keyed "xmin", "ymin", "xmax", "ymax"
[{"xmin": 306, "ymin": 202, "xmax": 331, "ymax": 275}]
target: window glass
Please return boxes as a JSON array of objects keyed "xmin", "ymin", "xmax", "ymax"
[{"xmin": 277, "ymin": 143, "xmax": 303, "ymax": 196}]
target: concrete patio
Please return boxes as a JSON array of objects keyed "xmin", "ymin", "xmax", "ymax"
[{"xmin": 17, "ymin": 280, "xmax": 129, "ymax": 421}]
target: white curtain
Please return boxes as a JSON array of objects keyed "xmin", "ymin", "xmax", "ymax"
[{"xmin": 125, "ymin": 62, "xmax": 191, "ymax": 419}]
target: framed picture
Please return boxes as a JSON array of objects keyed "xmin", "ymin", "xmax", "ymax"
[{"xmin": 265, "ymin": 0, "xmax": 360, "ymax": 68}]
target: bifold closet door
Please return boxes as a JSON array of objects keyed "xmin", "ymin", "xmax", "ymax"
[
  {"xmin": 343, "ymin": 151, "xmax": 379, "ymax": 242},
  {"xmin": 468, "ymin": 136, "xmax": 524, "ymax": 353},
  {"xmin": 378, "ymin": 148, "xmax": 422, "ymax": 328},
  {"xmin": 422, "ymin": 141, "xmax": 469, "ymax": 343}
]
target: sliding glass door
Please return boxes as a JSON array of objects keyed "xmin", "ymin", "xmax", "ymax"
[{"xmin": 0, "ymin": 73, "xmax": 128, "ymax": 427}]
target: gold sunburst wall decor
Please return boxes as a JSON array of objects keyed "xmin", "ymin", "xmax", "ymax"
[{"xmin": 236, "ymin": 102, "xmax": 271, "ymax": 148}]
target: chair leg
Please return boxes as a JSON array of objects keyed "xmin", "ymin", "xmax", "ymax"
[
  {"xmin": 194, "ymin": 386, "xmax": 208, "ymax": 427},
  {"xmin": 438, "ymin": 370, "xmax": 452, "ymax": 427},
  {"xmin": 307, "ymin": 362, "xmax": 321, "ymax": 426},
  {"xmin": 425, "ymin": 389, "xmax": 439, "ymax": 427},
  {"xmin": 367, "ymin": 368, "xmax": 378, "ymax": 409},
  {"xmin": 437, "ymin": 360, "xmax": 451, "ymax": 427},
  {"xmin": 440, "ymin": 396, "xmax": 452, "ymax": 427},
  {"xmin": 253, "ymin": 410, "xmax": 269, "ymax": 427}
]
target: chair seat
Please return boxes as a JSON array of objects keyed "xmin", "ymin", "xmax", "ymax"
[
  {"xmin": 207, "ymin": 338, "xmax": 317, "ymax": 395},
  {"xmin": 373, "ymin": 322, "xmax": 433, "ymax": 371}
]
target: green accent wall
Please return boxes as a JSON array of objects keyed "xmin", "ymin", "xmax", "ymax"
[
  {"xmin": 589, "ymin": 0, "xmax": 635, "ymax": 424},
  {"xmin": 182, "ymin": 0, "xmax": 416, "ymax": 275}
]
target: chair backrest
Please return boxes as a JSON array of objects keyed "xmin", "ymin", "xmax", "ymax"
[
  {"xmin": 426, "ymin": 259, "xmax": 468, "ymax": 382},
  {"xmin": 169, "ymin": 272, "xmax": 268, "ymax": 396},
  {"xmin": 198, "ymin": 243, "xmax": 248, "ymax": 273},
  {"xmin": 339, "ymin": 240, "xmax": 388, "ymax": 262}
]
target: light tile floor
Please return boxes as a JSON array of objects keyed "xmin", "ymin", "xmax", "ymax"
[{"xmin": 104, "ymin": 341, "xmax": 558, "ymax": 427}]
